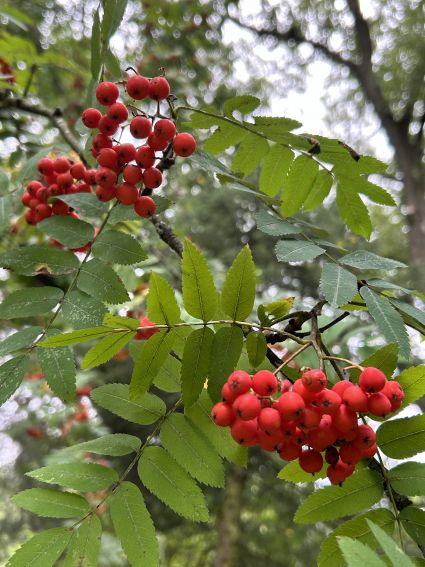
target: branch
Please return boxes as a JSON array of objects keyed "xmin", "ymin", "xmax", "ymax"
[{"xmin": 149, "ymin": 215, "xmax": 183, "ymax": 257}]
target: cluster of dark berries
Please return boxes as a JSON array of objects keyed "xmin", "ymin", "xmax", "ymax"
[
  {"xmin": 211, "ymin": 367, "xmax": 404, "ymax": 485},
  {"xmin": 21, "ymin": 72, "xmax": 196, "ymax": 225}
]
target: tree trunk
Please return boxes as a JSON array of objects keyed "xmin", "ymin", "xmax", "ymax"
[{"xmin": 213, "ymin": 464, "xmax": 247, "ymax": 567}]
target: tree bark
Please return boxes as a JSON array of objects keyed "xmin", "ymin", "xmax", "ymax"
[{"xmin": 213, "ymin": 464, "xmax": 247, "ymax": 567}]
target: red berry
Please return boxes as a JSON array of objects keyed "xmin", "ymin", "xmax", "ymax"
[
  {"xmin": 233, "ymin": 393, "xmax": 261, "ymax": 421},
  {"xmin": 92, "ymin": 134, "xmax": 113, "ymax": 152},
  {"xmin": 252, "ymin": 370, "xmax": 279, "ymax": 396},
  {"xmin": 35, "ymin": 203, "xmax": 52, "ymax": 220},
  {"xmin": 298, "ymin": 406, "xmax": 321, "ymax": 430},
  {"xmin": 302, "ymin": 369, "xmax": 327, "ymax": 393},
  {"xmin": 37, "ymin": 158, "xmax": 54, "ymax": 175},
  {"xmin": 361, "ymin": 442, "xmax": 378, "ymax": 459},
  {"xmin": 96, "ymin": 185, "xmax": 116, "ymax": 202},
  {"xmin": 82, "ymin": 107, "xmax": 102, "ymax": 128},
  {"xmin": 84, "ymin": 169, "xmax": 98, "ymax": 186},
  {"xmin": 281, "ymin": 379, "xmax": 292, "ymax": 393},
  {"xmin": 299, "ymin": 449, "xmax": 323, "ymax": 474},
  {"xmin": 115, "ymin": 143, "xmax": 137, "ymax": 164},
  {"xmin": 227, "ymin": 370, "xmax": 251, "ymax": 396},
  {"xmin": 332, "ymin": 380, "xmax": 353, "ymax": 397},
  {"xmin": 97, "ymin": 148, "xmax": 119, "ymax": 169},
  {"xmin": 147, "ymin": 132, "xmax": 168, "ymax": 151},
  {"xmin": 76, "ymin": 385, "xmax": 93, "ymax": 397},
  {"xmin": 293, "ymin": 379, "xmax": 316, "ymax": 404},
  {"xmin": 135, "ymin": 145, "xmax": 155, "ymax": 169},
  {"xmin": 52, "ymin": 200, "xmax": 70, "ymax": 215},
  {"xmin": 135, "ymin": 316, "xmax": 159, "ymax": 340},
  {"xmin": 257, "ymin": 429, "xmax": 284, "ymax": 452},
  {"xmin": 98, "ymin": 116, "xmax": 119, "ymax": 136},
  {"xmin": 274, "ymin": 391, "xmax": 305, "ymax": 421},
  {"xmin": 148, "ymin": 76, "xmax": 170, "ymax": 100},
  {"xmin": 327, "ymin": 460, "xmax": 354, "ymax": 485},
  {"xmin": 26, "ymin": 427, "xmax": 44, "ymax": 439},
  {"xmin": 339, "ymin": 442, "xmax": 362, "ymax": 465},
  {"xmin": 382, "ymin": 380, "xmax": 404, "ymax": 402},
  {"xmin": 325, "ymin": 445, "xmax": 339, "ymax": 467},
  {"xmin": 359, "ymin": 367, "xmax": 386, "ymax": 393},
  {"xmin": 279, "ymin": 441, "xmax": 302, "ymax": 461},
  {"xmin": 27, "ymin": 180, "xmax": 43, "ymax": 196},
  {"xmin": 95, "ymin": 81, "xmax": 119, "ymax": 106},
  {"xmin": 25, "ymin": 210, "xmax": 37, "ymax": 224},
  {"xmin": 95, "ymin": 167, "xmax": 116, "ymax": 189},
  {"xmin": 307, "ymin": 415, "xmax": 338, "ymax": 451},
  {"xmin": 258, "ymin": 407, "xmax": 281, "ymax": 433},
  {"xmin": 211, "ymin": 402, "xmax": 235, "ymax": 427},
  {"xmin": 126, "ymin": 75, "xmax": 150, "ymax": 100},
  {"xmin": 143, "ymin": 167, "xmax": 163, "ymax": 189},
  {"xmin": 123, "ymin": 164, "xmax": 143, "ymax": 185},
  {"xmin": 22, "ymin": 192, "xmax": 32, "ymax": 206},
  {"xmin": 28, "ymin": 197, "xmax": 39, "ymax": 210},
  {"xmin": 353, "ymin": 424, "xmax": 376, "ymax": 450},
  {"xmin": 53, "ymin": 157, "xmax": 71, "ymax": 173},
  {"xmin": 154, "ymin": 118, "xmax": 176, "ymax": 141},
  {"xmin": 134, "ymin": 196, "xmax": 156, "ymax": 217},
  {"xmin": 315, "ymin": 389, "xmax": 342, "ymax": 415},
  {"xmin": 342, "ymin": 385, "xmax": 368, "ymax": 413},
  {"xmin": 173, "ymin": 132, "xmax": 196, "ymax": 157},
  {"xmin": 130, "ymin": 116, "xmax": 152, "ymax": 139},
  {"xmin": 367, "ymin": 392, "xmax": 392, "ymax": 417},
  {"xmin": 56, "ymin": 172, "xmax": 73, "ymax": 191},
  {"xmin": 107, "ymin": 102, "xmax": 128, "ymax": 123},
  {"xmin": 221, "ymin": 382, "xmax": 238, "ymax": 404},
  {"xmin": 116, "ymin": 183, "xmax": 138, "ymax": 205},
  {"xmin": 70, "ymin": 162, "xmax": 86, "ymax": 179},
  {"xmin": 230, "ymin": 418, "xmax": 258, "ymax": 446},
  {"xmin": 332, "ymin": 405, "xmax": 358, "ymax": 433}
]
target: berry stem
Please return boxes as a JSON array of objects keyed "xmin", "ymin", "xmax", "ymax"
[
  {"xmin": 273, "ymin": 342, "xmax": 312, "ymax": 376},
  {"xmin": 322, "ymin": 356, "xmax": 364, "ymax": 370}
]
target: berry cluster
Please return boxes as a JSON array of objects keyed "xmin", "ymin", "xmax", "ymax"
[
  {"xmin": 211, "ymin": 367, "xmax": 404, "ymax": 485},
  {"xmin": 21, "ymin": 72, "xmax": 196, "ymax": 225}
]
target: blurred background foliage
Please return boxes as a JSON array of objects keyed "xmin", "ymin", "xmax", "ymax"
[{"xmin": 0, "ymin": 0, "xmax": 424, "ymax": 565}]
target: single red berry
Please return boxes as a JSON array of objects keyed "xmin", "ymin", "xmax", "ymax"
[
  {"xmin": 116, "ymin": 183, "xmax": 138, "ymax": 205},
  {"xmin": 107, "ymin": 102, "xmax": 128, "ymax": 123},
  {"xmin": 252, "ymin": 370, "xmax": 279, "ymax": 396},
  {"xmin": 222, "ymin": 382, "xmax": 238, "ymax": 404},
  {"xmin": 95, "ymin": 81, "xmax": 119, "ymax": 106},
  {"xmin": 257, "ymin": 429, "xmax": 284, "ymax": 452},
  {"xmin": 130, "ymin": 116, "xmax": 152, "ymax": 139},
  {"xmin": 134, "ymin": 196, "xmax": 156, "ymax": 217},
  {"xmin": 135, "ymin": 145, "xmax": 155, "ymax": 169},
  {"xmin": 148, "ymin": 76, "xmax": 170, "ymax": 100},
  {"xmin": 123, "ymin": 165, "xmax": 143, "ymax": 185},
  {"xmin": 96, "ymin": 185, "xmax": 116, "ymax": 202},
  {"xmin": 147, "ymin": 132, "xmax": 169, "ymax": 151},
  {"xmin": 37, "ymin": 158, "xmax": 54, "ymax": 175},
  {"xmin": 281, "ymin": 379, "xmax": 292, "ymax": 393},
  {"xmin": 339, "ymin": 442, "xmax": 362, "ymax": 465},
  {"xmin": 342, "ymin": 385, "xmax": 368, "ymax": 413},
  {"xmin": 48, "ymin": 184, "xmax": 61, "ymax": 197},
  {"xmin": 126, "ymin": 75, "xmax": 150, "ymax": 99},
  {"xmin": 97, "ymin": 148, "xmax": 119, "ymax": 169},
  {"xmin": 279, "ymin": 441, "xmax": 302, "ymax": 461},
  {"xmin": 230, "ymin": 418, "xmax": 258, "ymax": 446},
  {"xmin": 52, "ymin": 200, "xmax": 70, "ymax": 215},
  {"xmin": 82, "ymin": 107, "xmax": 102, "ymax": 128},
  {"xmin": 299, "ymin": 449, "xmax": 323, "ymax": 474},
  {"xmin": 98, "ymin": 116, "xmax": 119, "ymax": 136},
  {"xmin": 34, "ymin": 203, "xmax": 52, "ymax": 220},
  {"xmin": 76, "ymin": 385, "xmax": 93, "ymax": 397},
  {"xmin": 36, "ymin": 187, "xmax": 48, "ymax": 202},
  {"xmin": 361, "ymin": 442, "xmax": 378, "ymax": 459},
  {"xmin": 70, "ymin": 162, "xmax": 86, "ymax": 179},
  {"xmin": 22, "ymin": 192, "xmax": 32, "ymax": 206},
  {"xmin": 143, "ymin": 167, "xmax": 163, "ymax": 189},
  {"xmin": 281, "ymin": 420, "xmax": 297, "ymax": 440},
  {"xmin": 115, "ymin": 143, "xmax": 137, "ymax": 165},
  {"xmin": 227, "ymin": 370, "xmax": 251, "ymax": 396},
  {"xmin": 274, "ymin": 391, "xmax": 305, "ymax": 421},
  {"xmin": 27, "ymin": 180, "xmax": 43, "ymax": 196},
  {"xmin": 298, "ymin": 406, "xmax": 321, "ymax": 430},
  {"xmin": 258, "ymin": 407, "xmax": 281, "ymax": 433},
  {"xmin": 43, "ymin": 173, "xmax": 57, "ymax": 186},
  {"xmin": 327, "ymin": 460, "xmax": 354, "ymax": 485},
  {"xmin": 325, "ymin": 445, "xmax": 339, "ymax": 467},
  {"xmin": 92, "ymin": 134, "xmax": 113, "ymax": 152},
  {"xmin": 173, "ymin": 132, "xmax": 196, "ymax": 157},
  {"xmin": 84, "ymin": 169, "xmax": 98, "ymax": 186},
  {"xmin": 367, "ymin": 392, "xmax": 392, "ymax": 417},
  {"xmin": 154, "ymin": 118, "xmax": 176, "ymax": 141},
  {"xmin": 332, "ymin": 405, "xmax": 358, "ymax": 433},
  {"xmin": 293, "ymin": 379, "xmax": 316, "ymax": 404},
  {"xmin": 359, "ymin": 367, "xmax": 386, "ymax": 393},
  {"xmin": 315, "ymin": 389, "xmax": 342, "ymax": 415},
  {"xmin": 332, "ymin": 380, "xmax": 353, "ymax": 397},
  {"xmin": 382, "ymin": 380, "xmax": 404, "ymax": 402},
  {"xmin": 25, "ymin": 210, "xmax": 37, "ymax": 224},
  {"xmin": 26, "ymin": 427, "xmax": 44, "ymax": 439},
  {"xmin": 135, "ymin": 316, "xmax": 159, "ymax": 340},
  {"xmin": 53, "ymin": 157, "xmax": 71, "ymax": 173},
  {"xmin": 307, "ymin": 415, "xmax": 338, "ymax": 451},
  {"xmin": 211, "ymin": 402, "xmax": 235, "ymax": 427},
  {"xmin": 353, "ymin": 424, "xmax": 376, "ymax": 450},
  {"xmin": 233, "ymin": 393, "xmax": 261, "ymax": 421},
  {"xmin": 56, "ymin": 172, "xmax": 74, "ymax": 191},
  {"xmin": 302, "ymin": 369, "xmax": 327, "ymax": 393},
  {"xmin": 95, "ymin": 167, "xmax": 116, "ymax": 189},
  {"xmin": 28, "ymin": 197, "xmax": 39, "ymax": 210},
  {"xmin": 390, "ymin": 398, "xmax": 402, "ymax": 412}
]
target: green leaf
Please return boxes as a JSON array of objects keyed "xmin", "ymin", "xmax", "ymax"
[
  {"xmin": 221, "ymin": 245, "xmax": 256, "ymax": 321},
  {"xmin": 82, "ymin": 330, "xmax": 135, "ymax": 369},
  {"xmin": 138, "ymin": 446, "xmax": 209, "ymax": 522},
  {"xmin": 253, "ymin": 115, "xmax": 302, "ymax": 133},
  {"xmin": 181, "ymin": 327, "xmax": 215, "ymax": 407},
  {"xmin": 400, "ymin": 507, "xmax": 425, "ymax": 547},
  {"xmin": 27, "ymin": 463, "xmax": 118, "ymax": 492},
  {"xmin": 101, "ymin": 0, "xmax": 128, "ymax": 41},
  {"xmin": 391, "ymin": 299, "xmax": 425, "ymax": 328},
  {"xmin": 246, "ymin": 331, "xmax": 267, "ymax": 368},
  {"xmin": 337, "ymin": 537, "xmax": 387, "ymax": 567},
  {"xmin": 58, "ymin": 192, "xmax": 109, "ymax": 218},
  {"xmin": 78, "ymin": 258, "xmax": 129, "ymax": 304},
  {"xmin": 185, "ymin": 391, "xmax": 247, "ymax": 467},
  {"xmin": 12, "ymin": 488, "xmax": 90, "ymax": 518},
  {"xmin": 0, "ymin": 245, "xmax": 79, "ymax": 276},
  {"xmin": 91, "ymin": 383, "xmax": 165, "ymax": 425},
  {"xmin": 182, "ymin": 239, "xmax": 218, "ymax": 321},
  {"xmin": 63, "ymin": 515, "xmax": 102, "ymax": 567},
  {"xmin": 260, "ymin": 297, "xmax": 295, "ymax": 322},
  {"xmin": 91, "ymin": 229, "xmax": 147, "ymax": 265},
  {"xmin": 6, "ymin": 527, "xmax": 72, "ymax": 567},
  {"xmin": 231, "ymin": 133, "xmax": 269, "ymax": 177},
  {"xmin": 208, "ymin": 325, "xmax": 244, "ymax": 402},
  {"xmin": 255, "ymin": 209, "xmax": 301, "ymax": 236},
  {"xmin": 0, "ymin": 286, "xmax": 63, "ymax": 319},
  {"xmin": 53, "ymin": 434, "xmax": 141, "ymax": 460},
  {"xmin": 387, "ymin": 462, "xmax": 425, "ymax": 497},
  {"xmin": 107, "ymin": 203, "xmax": 139, "ymax": 224},
  {"xmin": 377, "ymin": 414, "xmax": 425, "ymax": 458},
  {"xmin": 0, "ymin": 326, "xmax": 42, "ymax": 356},
  {"xmin": 367, "ymin": 520, "xmax": 416, "ymax": 567},
  {"xmin": 303, "ymin": 170, "xmax": 333, "ymax": 211},
  {"xmin": 223, "ymin": 95, "xmax": 261, "ymax": 116},
  {"xmin": 397, "ymin": 365, "xmax": 425, "ymax": 407},
  {"xmin": 336, "ymin": 183, "xmax": 372, "ymax": 239},
  {"xmin": 294, "ymin": 469, "xmax": 383, "ymax": 524},
  {"xmin": 38, "ymin": 344, "xmax": 76, "ymax": 402},
  {"xmin": 203, "ymin": 123, "xmax": 248, "ymax": 154},
  {"xmin": 0, "ymin": 195, "xmax": 13, "ymax": 234},
  {"xmin": 16, "ymin": 147, "xmax": 52, "ymax": 183},
  {"xmin": 318, "ymin": 509, "xmax": 395, "ymax": 567},
  {"xmin": 104, "ymin": 46, "xmax": 122, "ymax": 77},
  {"xmin": 356, "ymin": 180, "xmax": 396, "ymax": 206},
  {"xmin": 147, "ymin": 273, "xmax": 180, "ymax": 325},
  {"xmin": 38, "ymin": 215, "xmax": 94, "ymax": 248},
  {"xmin": 130, "ymin": 330, "xmax": 176, "ymax": 398},
  {"xmin": 360, "ymin": 343, "xmax": 399, "ymax": 377},
  {"xmin": 91, "ymin": 8, "xmax": 101, "ymax": 78},
  {"xmin": 259, "ymin": 145, "xmax": 294, "ymax": 197},
  {"xmin": 39, "ymin": 327, "xmax": 114, "ymax": 347},
  {"xmin": 340, "ymin": 251, "xmax": 407, "ymax": 270},
  {"xmin": 275, "ymin": 240, "xmax": 325, "ymax": 263},
  {"xmin": 360, "ymin": 287, "xmax": 409, "ymax": 358},
  {"xmin": 278, "ymin": 460, "xmax": 327, "ymax": 483},
  {"xmin": 110, "ymin": 482, "xmax": 159, "ymax": 567},
  {"xmin": 154, "ymin": 354, "xmax": 181, "ymax": 393},
  {"xmin": 281, "ymin": 155, "xmax": 319, "ymax": 217},
  {"xmin": 103, "ymin": 313, "xmax": 139, "ymax": 329},
  {"xmin": 0, "ymin": 355, "xmax": 30, "ymax": 404},
  {"xmin": 320, "ymin": 263, "xmax": 358, "ymax": 307},
  {"xmin": 62, "ymin": 290, "xmax": 107, "ymax": 329},
  {"xmin": 160, "ymin": 413, "xmax": 224, "ymax": 487}
]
